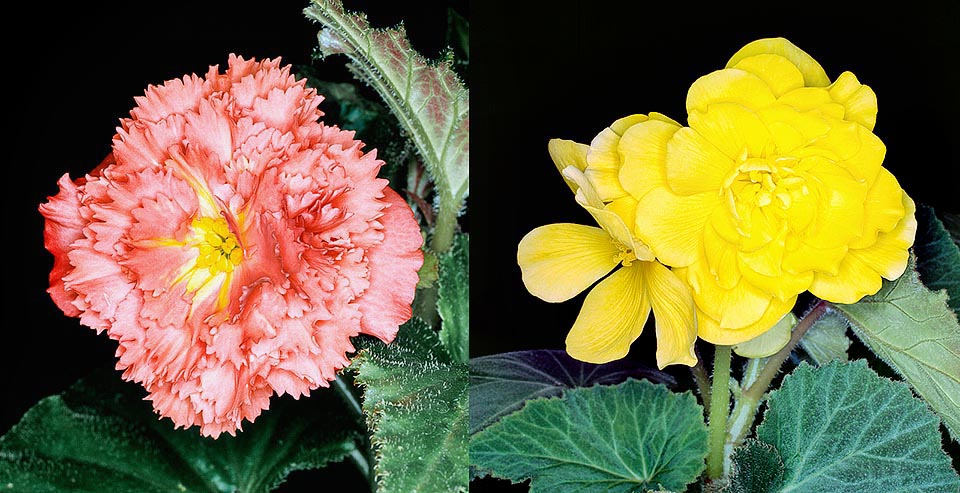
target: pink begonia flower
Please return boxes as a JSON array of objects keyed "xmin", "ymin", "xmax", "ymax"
[{"xmin": 39, "ymin": 55, "xmax": 424, "ymax": 437}]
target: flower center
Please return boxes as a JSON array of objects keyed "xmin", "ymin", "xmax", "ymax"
[
  {"xmin": 193, "ymin": 216, "xmax": 243, "ymax": 274},
  {"xmin": 718, "ymin": 150, "xmax": 817, "ymax": 247},
  {"xmin": 616, "ymin": 244, "xmax": 638, "ymax": 267},
  {"xmin": 723, "ymin": 157, "xmax": 808, "ymax": 208}
]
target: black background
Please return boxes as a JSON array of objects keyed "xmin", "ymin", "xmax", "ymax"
[
  {"xmin": 470, "ymin": 1, "xmax": 959, "ymax": 491},
  {"xmin": 5, "ymin": 1, "xmax": 462, "ymax": 491}
]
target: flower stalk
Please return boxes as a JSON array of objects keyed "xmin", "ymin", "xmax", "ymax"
[
  {"xmin": 706, "ymin": 344, "xmax": 732, "ymax": 479},
  {"xmin": 720, "ymin": 299, "xmax": 830, "ymax": 474}
]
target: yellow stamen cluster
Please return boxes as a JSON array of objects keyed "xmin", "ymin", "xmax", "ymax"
[{"xmin": 193, "ymin": 216, "xmax": 243, "ymax": 274}]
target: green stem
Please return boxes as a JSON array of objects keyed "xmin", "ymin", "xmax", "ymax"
[
  {"xmin": 706, "ymin": 345, "xmax": 732, "ymax": 479},
  {"xmin": 723, "ymin": 358, "xmax": 764, "ymax": 472},
  {"xmin": 413, "ymin": 195, "xmax": 461, "ymax": 326},
  {"xmin": 333, "ymin": 375, "xmax": 376, "ymax": 490},
  {"xmin": 348, "ymin": 447, "xmax": 371, "ymax": 481},
  {"xmin": 430, "ymin": 194, "xmax": 460, "ymax": 254},
  {"xmin": 720, "ymin": 299, "xmax": 830, "ymax": 473},
  {"xmin": 333, "ymin": 375, "xmax": 363, "ymax": 420},
  {"xmin": 741, "ymin": 300, "xmax": 828, "ymax": 403}
]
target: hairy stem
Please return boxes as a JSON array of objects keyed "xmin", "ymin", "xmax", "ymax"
[
  {"xmin": 719, "ymin": 299, "xmax": 830, "ymax": 474},
  {"xmin": 431, "ymin": 194, "xmax": 460, "ymax": 254},
  {"xmin": 706, "ymin": 345, "xmax": 733, "ymax": 479},
  {"xmin": 723, "ymin": 358, "xmax": 764, "ymax": 472}
]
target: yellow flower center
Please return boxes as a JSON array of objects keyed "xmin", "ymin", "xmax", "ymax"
[
  {"xmin": 193, "ymin": 216, "xmax": 243, "ymax": 275},
  {"xmin": 720, "ymin": 150, "xmax": 815, "ymax": 244},
  {"xmin": 616, "ymin": 244, "xmax": 638, "ymax": 267}
]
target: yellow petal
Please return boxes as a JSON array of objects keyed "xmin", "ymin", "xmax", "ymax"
[
  {"xmin": 684, "ymin": 261, "xmax": 775, "ymax": 329},
  {"xmin": 732, "ymin": 54, "xmax": 805, "ymax": 97},
  {"xmin": 849, "ymin": 167, "xmax": 906, "ymax": 249},
  {"xmin": 648, "ymin": 112, "xmax": 682, "ymax": 127},
  {"xmin": 726, "ymin": 38, "xmax": 830, "ymax": 87},
  {"xmin": 782, "ymin": 240, "xmax": 849, "ymax": 276},
  {"xmin": 548, "ymin": 139, "xmax": 590, "ymax": 194},
  {"xmin": 686, "ymin": 68, "xmax": 776, "ymax": 113},
  {"xmin": 564, "ymin": 166, "xmax": 604, "ymax": 208},
  {"xmin": 697, "ymin": 293, "xmax": 797, "ymax": 345},
  {"xmin": 688, "ymin": 103, "xmax": 773, "ymax": 160},
  {"xmin": 840, "ymin": 124, "xmax": 886, "ymax": 186},
  {"xmin": 733, "ymin": 312, "xmax": 796, "ymax": 358},
  {"xmin": 703, "ymin": 223, "xmax": 741, "ymax": 290},
  {"xmin": 851, "ymin": 192, "xmax": 917, "ymax": 280},
  {"xmin": 618, "ymin": 119, "xmax": 682, "ymax": 200},
  {"xmin": 777, "ymin": 87, "xmax": 841, "ymax": 116},
  {"xmin": 802, "ymin": 156, "xmax": 868, "ymax": 249},
  {"xmin": 757, "ymin": 104, "xmax": 831, "ymax": 153},
  {"xmin": 812, "ymin": 119, "xmax": 863, "ymax": 161},
  {"xmin": 643, "ymin": 262, "xmax": 697, "ymax": 368},
  {"xmin": 606, "ymin": 195, "xmax": 639, "ymax": 238},
  {"xmin": 808, "ymin": 253, "xmax": 883, "ymax": 304},
  {"xmin": 665, "ymin": 127, "xmax": 735, "ymax": 195},
  {"xmin": 586, "ymin": 114, "xmax": 649, "ymax": 201},
  {"xmin": 610, "ymin": 114, "xmax": 650, "ymax": 135},
  {"xmin": 829, "ymin": 71, "xmax": 877, "ymax": 130},
  {"xmin": 635, "ymin": 187, "xmax": 719, "ymax": 267},
  {"xmin": 566, "ymin": 264, "xmax": 651, "ymax": 364},
  {"xmin": 738, "ymin": 257, "xmax": 813, "ymax": 302},
  {"xmin": 518, "ymin": 224, "xmax": 620, "ymax": 303},
  {"xmin": 807, "ymin": 193, "xmax": 914, "ymax": 301}
]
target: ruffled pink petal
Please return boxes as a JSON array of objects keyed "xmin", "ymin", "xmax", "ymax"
[
  {"xmin": 39, "ymin": 174, "xmax": 85, "ymax": 316},
  {"xmin": 358, "ymin": 187, "xmax": 424, "ymax": 342}
]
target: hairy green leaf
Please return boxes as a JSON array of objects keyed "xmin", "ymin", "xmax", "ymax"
[
  {"xmin": 305, "ymin": 0, "xmax": 469, "ymax": 219},
  {"xmin": 470, "ymin": 379, "xmax": 707, "ymax": 493},
  {"xmin": 469, "ymin": 350, "xmax": 675, "ymax": 435},
  {"xmin": 726, "ymin": 440, "xmax": 784, "ymax": 493},
  {"xmin": 832, "ymin": 259, "xmax": 960, "ymax": 440},
  {"xmin": 438, "ymin": 234, "xmax": 469, "ymax": 363},
  {"xmin": 756, "ymin": 361, "xmax": 959, "ymax": 492},
  {"xmin": 0, "ymin": 371, "xmax": 362, "ymax": 492},
  {"xmin": 799, "ymin": 310, "xmax": 850, "ymax": 365},
  {"xmin": 353, "ymin": 319, "xmax": 468, "ymax": 493},
  {"xmin": 915, "ymin": 204, "xmax": 960, "ymax": 315}
]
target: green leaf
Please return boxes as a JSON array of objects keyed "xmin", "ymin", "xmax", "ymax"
[
  {"xmin": 469, "ymin": 350, "xmax": 675, "ymax": 435},
  {"xmin": 798, "ymin": 310, "xmax": 850, "ymax": 365},
  {"xmin": 304, "ymin": 0, "xmax": 469, "ymax": 218},
  {"xmin": 470, "ymin": 379, "xmax": 707, "ymax": 493},
  {"xmin": 438, "ymin": 233, "xmax": 469, "ymax": 363},
  {"xmin": 0, "ymin": 371, "xmax": 362, "ymax": 493},
  {"xmin": 353, "ymin": 319, "xmax": 468, "ymax": 493},
  {"xmin": 832, "ymin": 258, "xmax": 960, "ymax": 440},
  {"xmin": 915, "ymin": 204, "xmax": 960, "ymax": 315},
  {"xmin": 726, "ymin": 440, "xmax": 784, "ymax": 493},
  {"xmin": 755, "ymin": 360, "xmax": 959, "ymax": 492}
]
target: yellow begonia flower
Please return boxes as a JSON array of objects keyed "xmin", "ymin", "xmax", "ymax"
[
  {"xmin": 518, "ymin": 116, "xmax": 697, "ymax": 368},
  {"xmin": 607, "ymin": 38, "xmax": 916, "ymax": 345}
]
